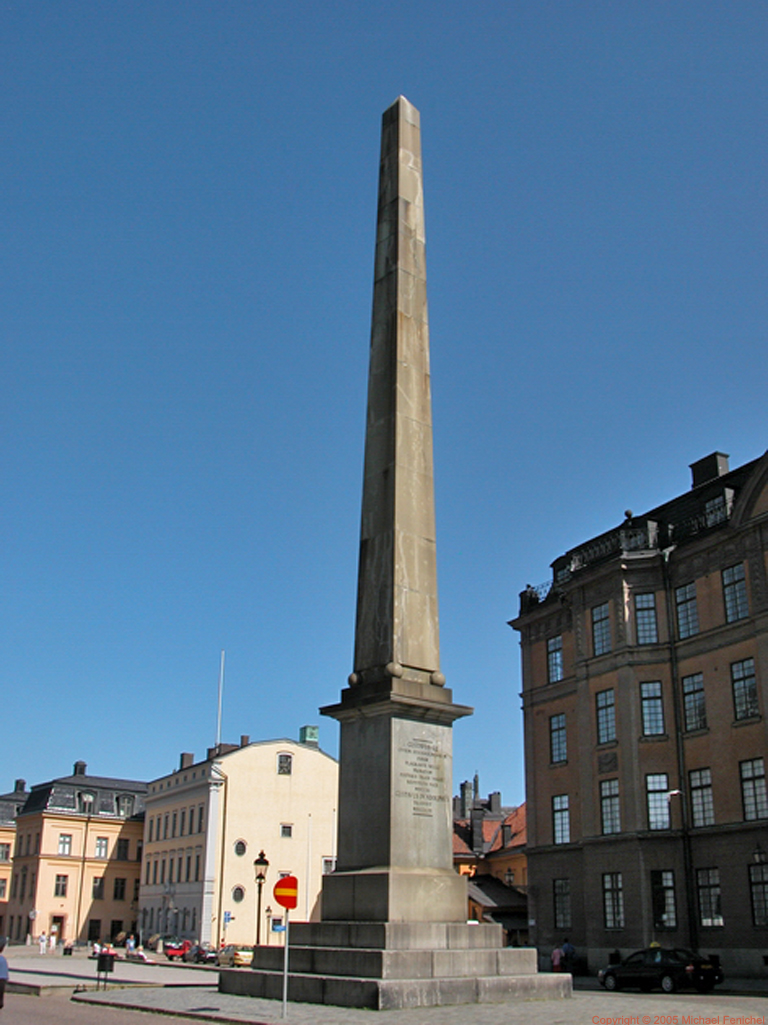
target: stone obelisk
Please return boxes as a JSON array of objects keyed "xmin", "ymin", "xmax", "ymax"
[
  {"xmin": 320, "ymin": 95, "xmax": 472, "ymax": 924},
  {"xmin": 224, "ymin": 98, "xmax": 569, "ymax": 1008}
]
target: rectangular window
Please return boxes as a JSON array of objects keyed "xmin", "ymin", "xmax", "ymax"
[
  {"xmin": 635, "ymin": 593, "xmax": 658, "ymax": 644},
  {"xmin": 596, "ymin": 689, "xmax": 616, "ymax": 744},
  {"xmin": 676, "ymin": 582, "xmax": 699, "ymax": 639},
  {"xmin": 113, "ymin": 878, "xmax": 126, "ymax": 901},
  {"xmin": 641, "ymin": 681, "xmax": 665, "ymax": 735},
  {"xmin": 197, "ymin": 806, "xmax": 204, "ymax": 832},
  {"xmin": 168, "ymin": 858, "xmax": 174, "ymax": 884},
  {"xmin": 547, "ymin": 636, "xmax": 564, "ymax": 683},
  {"xmin": 148, "ymin": 818, "xmax": 154, "ymax": 843},
  {"xmin": 116, "ymin": 838, "xmax": 129, "ymax": 861},
  {"xmin": 651, "ymin": 870, "xmax": 677, "ymax": 929},
  {"xmin": 592, "ymin": 602, "xmax": 611, "ymax": 656},
  {"xmin": 277, "ymin": 753, "xmax": 293, "ymax": 775},
  {"xmin": 697, "ymin": 868, "xmax": 724, "ymax": 926},
  {"xmin": 160, "ymin": 859, "xmax": 166, "ymax": 885},
  {"xmin": 732, "ymin": 658, "xmax": 759, "ymax": 720},
  {"xmin": 749, "ymin": 864, "xmax": 768, "ymax": 926},
  {"xmin": 552, "ymin": 795, "xmax": 570, "ymax": 844},
  {"xmin": 95, "ymin": 837, "xmax": 108, "ymax": 859},
  {"xmin": 180, "ymin": 810, "xmax": 186, "ymax": 836},
  {"xmin": 172, "ymin": 812, "xmax": 177, "ymax": 838},
  {"xmin": 553, "ymin": 878, "xmax": 571, "ymax": 929},
  {"xmin": 683, "ymin": 673, "xmax": 707, "ymax": 731},
  {"xmin": 603, "ymin": 872, "xmax": 624, "ymax": 928},
  {"xmin": 0, "ymin": 843, "xmax": 10, "ymax": 862},
  {"xmin": 723, "ymin": 563, "xmax": 749, "ymax": 622},
  {"xmin": 58, "ymin": 834, "xmax": 72, "ymax": 856},
  {"xmin": 54, "ymin": 874, "xmax": 68, "ymax": 897},
  {"xmin": 690, "ymin": 768, "xmax": 715, "ymax": 827},
  {"xmin": 741, "ymin": 758, "xmax": 768, "ymax": 821},
  {"xmin": 93, "ymin": 877, "xmax": 104, "ymax": 899},
  {"xmin": 152, "ymin": 860, "xmax": 158, "ymax": 884},
  {"xmin": 322, "ymin": 857, "xmax": 337, "ymax": 874},
  {"xmin": 145, "ymin": 860, "xmax": 151, "ymax": 885},
  {"xmin": 0, "ymin": 879, "xmax": 6, "ymax": 899},
  {"xmin": 600, "ymin": 779, "xmax": 620, "ymax": 834},
  {"xmin": 281, "ymin": 824, "xmax": 293, "ymax": 838},
  {"xmin": 549, "ymin": 713, "xmax": 567, "ymax": 763},
  {"xmin": 195, "ymin": 853, "xmax": 200, "ymax": 882},
  {"xmin": 163, "ymin": 815, "xmax": 169, "ymax": 840},
  {"xmin": 186, "ymin": 855, "xmax": 192, "ymax": 882},
  {"xmin": 646, "ymin": 773, "xmax": 670, "ymax": 829}
]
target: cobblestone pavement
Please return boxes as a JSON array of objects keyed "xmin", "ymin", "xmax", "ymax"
[{"xmin": 3, "ymin": 984, "xmax": 763, "ymax": 1025}]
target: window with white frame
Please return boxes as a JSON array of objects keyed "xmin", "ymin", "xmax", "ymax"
[
  {"xmin": 741, "ymin": 758, "xmax": 768, "ymax": 821},
  {"xmin": 596, "ymin": 689, "xmax": 616, "ymax": 744},
  {"xmin": 552, "ymin": 795, "xmax": 570, "ymax": 844},
  {"xmin": 682, "ymin": 672, "xmax": 707, "ymax": 731},
  {"xmin": 600, "ymin": 778, "xmax": 620, "ymax": 834},
  {"xmin": 635, "ymin": 592, "xmax": 658, "ymax": 644},
  {"xmin": 651, "ymin": 870, "xmax": 676, "ymax": 929},
  {"xmin": 549, "ymin": 713, "xmax": 567, "ymax": 764},
  {"xmin": 689, "ymin": 768, "xmax": 715, "ymax": 827},
  {"xmin": 676, "ymin": 582, "xmax": 699, "ymax": 639},
  {"xmin": 749, "ymin": 864, "xmax": 768, "ymax": 926},
  {"xmin": 646, "ymin": 773, "xmax": 670, "ymax": 830},
  {"xmin": 95, "ymin": 836, "xmax": 108, "ymax": 859},
  {"xmin": 592, "ymin": 602, "xmax": 611, "ymax": 656},
  {"xmin": 547, "ymin": 635, "xmax": 564, "ymax": 683},
  {"xmin": 640, "ymin": 681, "xmax": 665, "ymax": 735},
  {"xmin": 554, "ymin": 878, "xmax": 571, "ymax": 929},
  {"xmin": 697, "ymin": 868, "xmax": 724, "ymax": 926},
  {"xmin": 723, "ymin": 563, "xmax": 749, "ymax": 623},
  {"xmin": 603, "ymin": 873, "xmax": 624, "ymax": 928},
  {"xmin": 58, "ymin": 834, "xmax": 72, "ymax": 856},
  {"xmin": 732, "ymin": 658, "xmax": 759, "ymax": 720}
]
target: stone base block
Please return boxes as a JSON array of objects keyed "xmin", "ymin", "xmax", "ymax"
[
  {"xmin": 321, "ymin": 866, "xmax": 468, "ymax": 923},
  {"xmin": 220, "ymin": 967, "xmax": 571, "ymax": 1010}
]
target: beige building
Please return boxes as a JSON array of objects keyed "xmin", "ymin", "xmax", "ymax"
[
  {"xmin": 4, "ymin": 762, "xmax": 146, "ymax": 945},
  {"xmin": 0, "ymin": 781, "xmax": 28, "ymax": 937},
  {"xmin": 140, "ymin": 728, "xmax": 338, "ymax": 948},
  {"xmin": 512, "ymin": 450, "xmax": 768, "ymax": 974}
]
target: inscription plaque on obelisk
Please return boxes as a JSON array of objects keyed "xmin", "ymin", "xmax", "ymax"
[{"xmin": 320, "ymin": 95, "xmax": 472, "ymax": 923}]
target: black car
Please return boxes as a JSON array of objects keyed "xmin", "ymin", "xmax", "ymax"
[
  {"xmin": 182, "ymin": 942, "xmax": 219, "ymax": 964},
  {"xmin": 598, "ymin": 947, "xmax": 724, "ymax": 993}
]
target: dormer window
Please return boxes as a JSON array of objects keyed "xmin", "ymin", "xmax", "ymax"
[
  {"xmin": 116, "ymin": 794, "xmax": 135, "ymax": 818},
  {"xmin": 77, "ymin": 791, "xmax": 96, "ymax": 814}
]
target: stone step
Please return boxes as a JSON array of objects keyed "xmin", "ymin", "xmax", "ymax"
[
  {"xmin": 250, "ymin": 944, "xmax": 537, "ymax": 980},
  {"xmin": 289, "ymin": 920, "xmax": 505, "ymax": 950},
  {"xmin": 220, "ymin": 968, "xmax": 572, "ymax": 1010}
]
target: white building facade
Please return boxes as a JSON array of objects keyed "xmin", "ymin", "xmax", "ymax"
[{"xmin": 139, "ymin": 729, "xmax": 338, "ymax": 947}]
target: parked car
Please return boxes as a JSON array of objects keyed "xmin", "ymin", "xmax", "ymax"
[
  {"xmin": 183, "ymin": 943, "xmax": 219, "ymax": 964},
  {"xmin": 163, "ymin": 937, "xmax": 193, "ymax": 961},
  {"xmin": 217, "ymin": 944, "xmax": 254, "ymax": 968},
  {"xmin": 598, "ymin": 947, "xmax": 724, "ymax": 994}
]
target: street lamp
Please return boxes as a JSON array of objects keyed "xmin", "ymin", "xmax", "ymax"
[
  {"xmin": 265, "ymin": 905, "xmax": 273, "ymax": 945},
  {"xmin": 254, "ymin": 851, "xmax": 269, "ymax": 947}
]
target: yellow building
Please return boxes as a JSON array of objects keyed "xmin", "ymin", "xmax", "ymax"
[
  {"xmin": 140, "ymin": 728, "xmax": 338, "ymax": 948},
  {"xmin": 4, "ymin": 761, "xmax": 146, "ymax": 945},
  {"xmin": 0, "ymin": 780, "xmax": 28, "ymax": 937}
]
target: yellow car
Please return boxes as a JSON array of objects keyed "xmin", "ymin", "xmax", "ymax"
[{"xmin": 217, "ymin": 944, "xmax": 254, "ymax": 968}]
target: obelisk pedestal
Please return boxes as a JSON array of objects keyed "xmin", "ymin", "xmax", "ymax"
[{"xmin": 220, "ymin": 96, "xmax": 569, "ymax": 1008}]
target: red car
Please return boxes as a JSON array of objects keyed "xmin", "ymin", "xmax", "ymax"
[{"xmin": 163, "ymin": 938, "xmax": 193, "ymax": 961}]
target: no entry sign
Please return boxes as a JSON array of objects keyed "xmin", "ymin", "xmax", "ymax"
[{"xmin": 273, "ymin": 875, "xmax": 298, "ymax": 910}]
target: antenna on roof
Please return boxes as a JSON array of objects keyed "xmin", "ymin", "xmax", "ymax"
[{"xmin": 216, "ymin": 650, "xmax": 225, "ymax": 749}]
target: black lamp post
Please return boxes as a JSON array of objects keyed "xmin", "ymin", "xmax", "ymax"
[{"xmin": 254, "ymin": 851, "xmax": 269, "ymax": 947}]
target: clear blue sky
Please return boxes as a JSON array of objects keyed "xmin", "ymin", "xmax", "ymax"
[{"xmin": 2, "ymin": 2, "xmax": 765, "ymax": 806}]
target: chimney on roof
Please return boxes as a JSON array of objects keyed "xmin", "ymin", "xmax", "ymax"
[
  {"xmin": 14, "ymin": 780, "xmax": 26, "ymax": 793},
  {"xmin": 299, "ymin": 725, "xmax": 319, "ymax": 748},
  {"xmin": 459, "ymin": 780, "xmax": 472, "ymax": 818},
  {"xmin": 489, "ymin": 791, "xmax": 502, "ymax": 815},
  {"xmin": 179, "ymin": 753, "xmax": 194, "ymax": 770},
  {"xmin": 690, "ymin": 452, "xmax": 729, "ymax": 489},
  {"xmin": 240, "ymin": 735, "xmax": 250, "ymax": 748},
  {"xmin": 73, "ymin": 761, "xmax": 87, "ymax": 777},
  {"xmin": 471, "ymin": 806, "xmax": 485, "ymax": 855}
]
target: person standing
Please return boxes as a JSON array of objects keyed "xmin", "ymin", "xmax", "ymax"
[
  {"xmin": 550, "ymin": 943, "xmax": 563, "ymax": 972},
  {"xmin": 38, "ymin": 932, "xmax": 46, "ymax": 955},
  {"xmin": 0, "ymin": 935, "xmax": 8, "ymax": 1008},
  {"xmin": 562, "ymin": 937, "xmax": 575, "ymax": 972}
]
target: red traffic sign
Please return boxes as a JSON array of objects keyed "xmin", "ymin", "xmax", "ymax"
[{"xmin": 273, "ymin": 875, "xmax": 298, "ymax": 910}]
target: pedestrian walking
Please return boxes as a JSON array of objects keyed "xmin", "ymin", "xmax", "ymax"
[{"xmin": 551, "ymin": 944, "xmax": 563, "ymax": 972}]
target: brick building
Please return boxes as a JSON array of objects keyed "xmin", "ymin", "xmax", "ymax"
[{"xmin": 511, "ymin": 451, "xmax": 768, "ymax": 975}]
